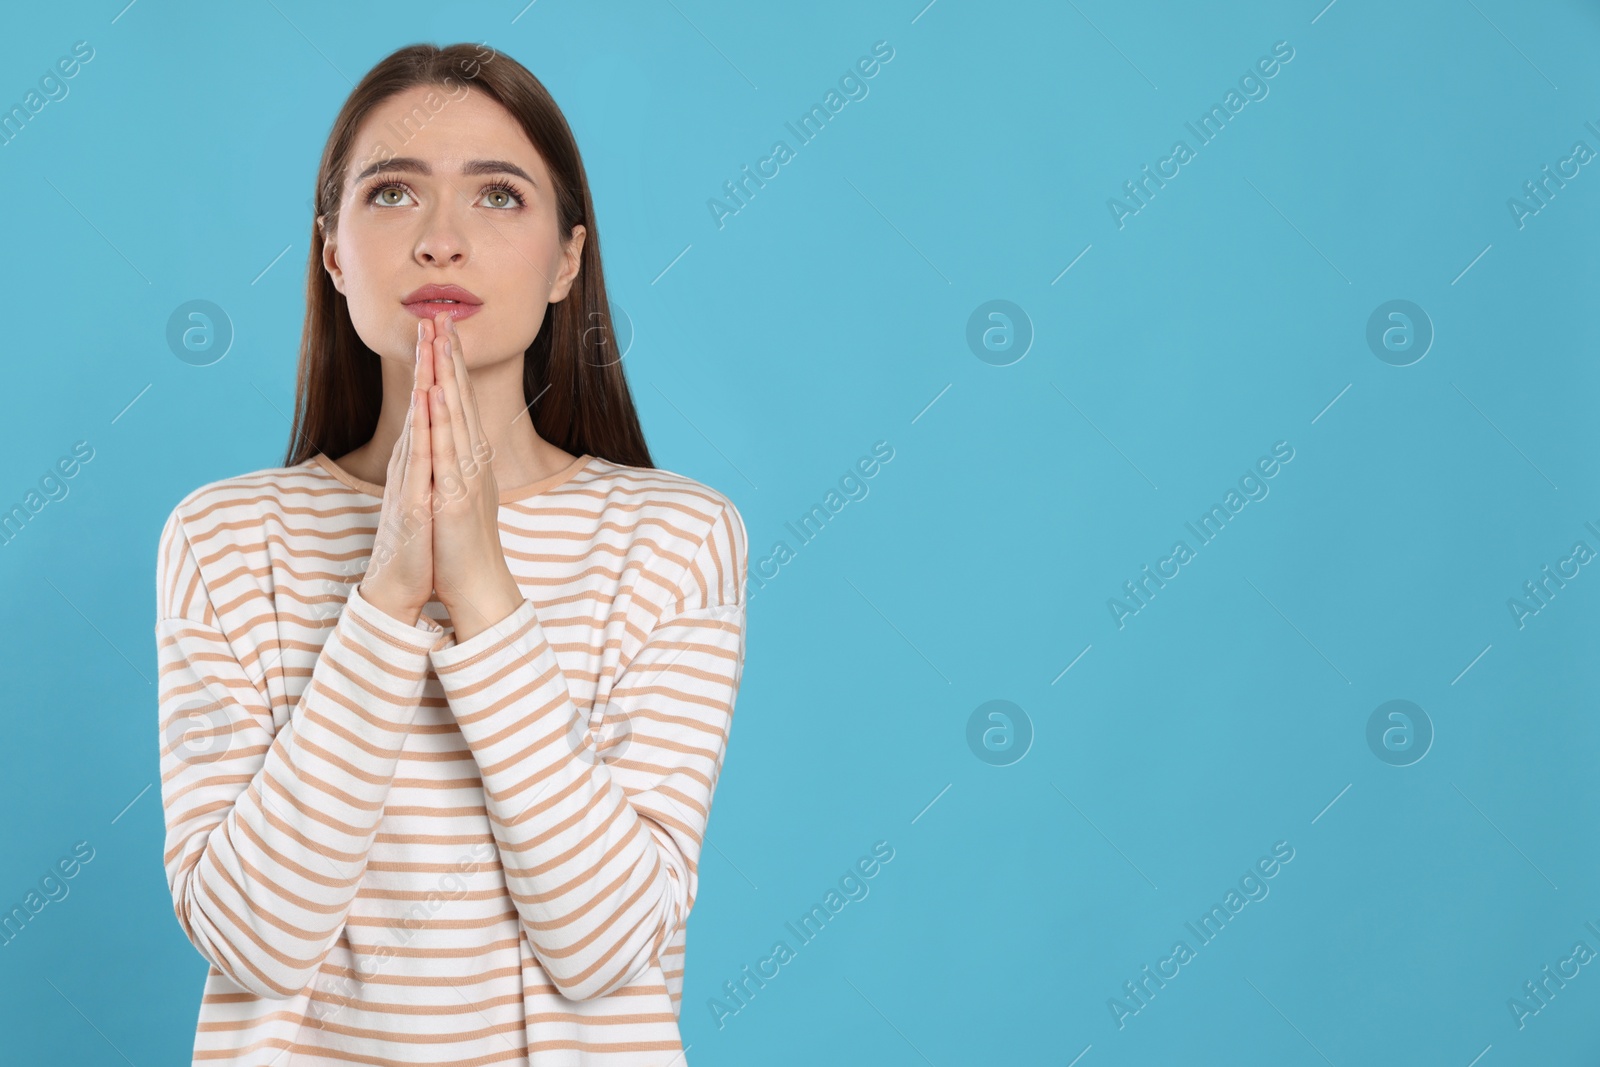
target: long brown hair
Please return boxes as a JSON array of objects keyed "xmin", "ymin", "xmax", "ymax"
[{"xmin": 282, "ymin": 42, "xmax": 652, "ymax": 470}]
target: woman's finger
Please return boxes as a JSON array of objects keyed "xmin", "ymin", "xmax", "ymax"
[
  {"xmin": 387, "ymin": 388, "xmax": 411, "ymax": 495},
  {"xmin": 447, "ymin": 318, "xmax": 487, "ymax": 466},
  {"xmin": 416, "ymin": 318, "xmax": 436, "ymax": 397},
  {"xmin": 438, "ymin": 325, "xmax": 473, "ymax": 476},
  {"xmin": 425, "ymin": 315, "xmax": 461, "ymax": 483},
  {"xmin": 410, "ymin": 384, "xmax": 432, "ymax": 509},
  {"xmin": 386, "ymin": 329, "xmax": 419, "ymax": 491},
  {"xmin": 428, "ymin": 366, "xmax": 460, "ymax": 502}
]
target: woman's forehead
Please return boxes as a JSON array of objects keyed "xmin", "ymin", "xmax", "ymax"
[{"xmin": 350, "ymin": 88, "xmax": 540, "ymax": 176}]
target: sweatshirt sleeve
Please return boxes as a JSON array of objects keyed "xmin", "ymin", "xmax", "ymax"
[
  {"xmin": 155, "ymin": 505, "xmax": 449, "ymax": 999},
  {"xmin": 427, "ymin": 501, "xmax": 748, "ymax": 1001}
]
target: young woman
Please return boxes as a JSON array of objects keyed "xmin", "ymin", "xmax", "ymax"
[{"xmin": 155, "ymin": 42, "xmax": 747, "ymax": 1066}]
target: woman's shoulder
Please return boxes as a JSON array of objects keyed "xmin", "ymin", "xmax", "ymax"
[
  {"xmin": 156, "ymin": 458, "xmax": 351, "ymax": 625},
  {"xmin": 578, "ymin": 456, "xmax": 745, "ymax": 544},
  {"xmin": 161, "ymin": 456, "xmax": 352, "ymax": 538},
  {"xmin": 577, "ymin": 458, "xmax": 747, "ymax": 607}
]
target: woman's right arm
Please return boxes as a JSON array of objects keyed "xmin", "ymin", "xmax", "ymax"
[{"xmin": 155, "ymin": 503, "xmax": 445, "ymax": 1000}]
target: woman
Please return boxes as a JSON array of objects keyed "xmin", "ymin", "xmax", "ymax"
[{"xmin": 155, "ymin": 42, "xmax": 747, "ymax": 1066}]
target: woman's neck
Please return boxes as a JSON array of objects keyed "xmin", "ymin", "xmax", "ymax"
[{"xmin": 331, "ymin": 351, "xmax": 577, "ymax": 491}]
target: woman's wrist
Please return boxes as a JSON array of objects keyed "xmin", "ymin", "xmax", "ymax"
[
  {"xmin": 442, "ymin": 572, "xmax": 524, "ymax": 645},
  {"xmin": 357, "ymin": 580, "xmax": 424, "ymax": 626}
]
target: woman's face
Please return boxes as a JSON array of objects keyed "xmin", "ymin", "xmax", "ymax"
[{"xmin": 320, "ymin": 84, "xmax": 585, "ymax": 369}]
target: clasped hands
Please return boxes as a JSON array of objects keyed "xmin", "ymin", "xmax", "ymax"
[{"xmin": 359, "ymin": 312, "xmax": 525, "ymax": 645}]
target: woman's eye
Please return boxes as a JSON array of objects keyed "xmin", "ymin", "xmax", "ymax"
[{"xmin": 371, "ymin": 183, "xmax": 412, "ymax": 206}]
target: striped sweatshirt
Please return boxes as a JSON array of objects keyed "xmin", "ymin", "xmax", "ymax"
[{"xmin": 155, "ymin": 450, "xmax": 747, "ymax": 1066}]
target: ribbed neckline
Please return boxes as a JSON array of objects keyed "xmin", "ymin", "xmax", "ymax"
[{"xmin": 310, "ymin": 451, "xmax": 592, "ymax": 504}]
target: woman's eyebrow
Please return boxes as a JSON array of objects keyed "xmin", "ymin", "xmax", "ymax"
[{"xmin": 353, "ymin": 157, "xmax": 536, "ymax": 186}]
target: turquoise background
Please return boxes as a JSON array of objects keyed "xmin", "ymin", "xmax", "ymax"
[{"xmin": 3, "ymin": 0, "xmax": 1600, "ymax": 1063}]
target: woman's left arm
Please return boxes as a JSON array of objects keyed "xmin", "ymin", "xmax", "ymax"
[
  {"xmin": 430, "ymin": 506, "xmax": 748, "ymax": 1002},
  {"xmin": 420, "ymin": 314, "xmax": 748, "ymax": 1000}
]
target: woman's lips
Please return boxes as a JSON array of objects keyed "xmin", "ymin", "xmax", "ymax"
[{"xmin": 403, "ymin": 300, "xmax": 482, "ymax": 321}]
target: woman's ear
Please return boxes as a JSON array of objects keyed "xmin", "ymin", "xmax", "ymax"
[
  {"xmin": 319, "ymin": 219, "xmax": 345, "ymax": 295},
  {"xmin": 549, "ymin": 225, "xmax": 586, "ymax": 304}
]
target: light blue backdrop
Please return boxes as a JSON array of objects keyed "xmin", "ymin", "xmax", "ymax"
[{"xmin": 3, "ymin": 1, "xmax": 1599, "ymax": 1064}]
